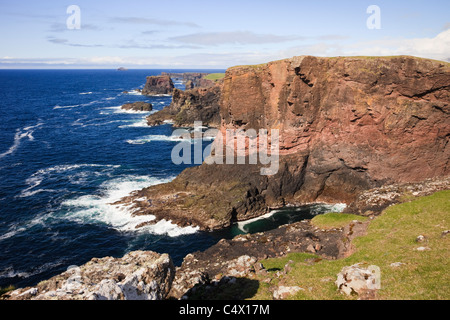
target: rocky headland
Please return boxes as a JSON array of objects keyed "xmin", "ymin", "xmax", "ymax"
[
  {"xmin": 4, "ymin": 55, "xmax": 449, "ymax": 301},
  {"xmin": 120, "ymin": 55, "xmax": 450, "ymax": 231},
  {"xmin": 142, "ymin": 75, "xmax": 175, "ymax": 96},
  {"xmin": 146, "ymin": 85, "xmax": 222, "ymax": 127},
  {"xmin": 161, "ymin": 72, "xmax": 217, "ymax": 88}
]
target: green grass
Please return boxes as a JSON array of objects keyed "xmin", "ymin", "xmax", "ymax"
[
  {"xmin": 311, "ymin": 212, "xmax": 368, "ymax": 229},
  {"xmin": 203, "ymin": 73, "xmax": 225, "ymax": 81},
  {"xmin": 250, "ymin": 190, "xmax": 450, "ymax": 300},
  {"xmin": 228, "ymin": 63, "xmax": 268, "ymax": 71},
  {"xmin": 0, "ymin": 285, "xmax": 15, "ymax": 296}
]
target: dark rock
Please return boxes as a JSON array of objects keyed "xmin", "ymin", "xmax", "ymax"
[
  {"xmin": 147, "ymin": 85, "xmax": 221, "ymax": 128},
  {"xmin": 121, "ymin": 102, "xmax": 153, "ymax": 112},
  {"xmin": 122, "ymin": 55, "xmax": 450, "ymax": 231},
  {"xmin": 142, "ymin": 75, "xmax": 174, "ymax": 96}
]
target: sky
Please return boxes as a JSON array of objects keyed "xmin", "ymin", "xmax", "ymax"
[{"xmin": 0, "ymin": 0, "xmax": 449, "ymax": 69}]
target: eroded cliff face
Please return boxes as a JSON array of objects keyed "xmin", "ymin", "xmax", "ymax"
[
  {"xmin": 120, "ymin": 55, "xmax": 450, "ymax": 231},
  {"xmin": 218, "ymin": 56, "xmax": 449, "ymax": 204},
  {"xmin": 147, "ymin": 85, "xmax": 221, "ymax": 127}
]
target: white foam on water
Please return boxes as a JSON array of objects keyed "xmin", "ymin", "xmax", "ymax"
[
  {"xmin": 53, "ymin": 104, "xmax": 80, "ymax": 110},
  {"xmin": 119, "ymin": 119, "xmax": 150, "ymax": 128},
  {"xmin": 125, "ymin": 134, "xmax": 192, "ymax": 144},
  {"xmin": 236, "ymin": 203, "xmax": 348, "ymax": 233},
  {"xmin": 60, "ymin": 174, "xmax": 197, "ymax": 236},
  {"xmin": 0, "ymin": 122, "xmax": 43, "ymax": 160},
  {"xmin": 79, "ymin": 92, "xmax": 93, "ymax": 95},
  {"xmin": 0, "ymin": 226, "xmax": 27, "ymax": 241},
  {"xmin": 140, "ymin": 219, "xmax": 199, "ymax": 237},
  {"xmin": 18, "ymin": 164, "xmax": 120, "ymax": 198},
  {"xmin": 236, "ymin": 210, "xmax": 281, "ymax": 233},
  {"xmin": 115, "ymin": 108, "xmax": 155, "ymax": 115},
  {"xmin": 0, "ymin": 259, "xmax": 66, "ymax": 280},
  {"xmin": 54, "ymin": 99, "xmax": 101, "ymax": 110},
  {"xmin": 127, "ymin": 90, "xmax": 143, "ymax": 96},
  {"xmin": 315, "ymin": 203, "xmax": 347, "ymax": 214}
]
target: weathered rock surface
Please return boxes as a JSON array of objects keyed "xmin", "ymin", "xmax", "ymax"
[
  {"xmin": 122, "ymin": 55, "xmax": 450, "ymax": 231},
  {"xmin": 336, "ymin": 263, "xmax": 381, "ymax": 298},
  {"xmin": 272, "ymin": 286, "xmax": 304, "ymax": 300},
  {"xmin": 168, "ymin": 219, "xmax": 366, "ymax": 299},
  {"xmin": 348, "ymin": 176, "xmax": 450, "ymax": 215},
  {"xmin": 146, "ymin": 85, "xmax": 221, "ymax": 127},
  {"xmin": 161, "ymin": 72, "xmax": 217, "ymax": 88},
  {"xmin": 121, "ymin": 101, "xmax": 153, "ymax": 112},
  {"xmin": 142, "ymin": 75, "xmax": 174, "ymax": 96},
  {"xmin": 4, "ymin": 251, "xmax": 174, "ymax": 300}
]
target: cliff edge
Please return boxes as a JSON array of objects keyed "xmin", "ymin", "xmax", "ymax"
[{"xmin": 119, "ymin": 55, "xmax": 450, "ymax": 230}]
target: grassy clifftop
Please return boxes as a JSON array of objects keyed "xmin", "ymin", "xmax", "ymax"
[{"xmin": 251, "ymin": 190, "xmax": 450, "ymax": 300}]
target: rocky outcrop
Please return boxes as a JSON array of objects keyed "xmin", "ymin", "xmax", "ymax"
[
  {"xmin": 4, "ymin": 251, "xmax": 174, "ymax": 300},
  {"xmin": 161, "ymin": 72, "xmax": 216, "ymax": 88},
  {"xmin": 348, "ymin": 176, "xmax": 450, "ymax": 215},
  {"xmin": 121, "ymin": 55, "xmax": 450, "ymax": 231},
  {"xmin": 121, "ymin": 102, "xmax": 153, "ymax": 112},
  {"xmin": 142, "ymin": 75, "xmax": 174, "ymax": 96},
  {"xmin": 168, "ymin": 218, "xmax": 367, "ymax": 299},
  {"xmin": 146, "ymin": 85, "xmax": 221, "ymax": 127},
  {"xmin": 336, "ymin": 263, "xmax": 381, "ymax": 298}
]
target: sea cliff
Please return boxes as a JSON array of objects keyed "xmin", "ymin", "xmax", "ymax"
[{"xmin": 120, "ymin": 55, "xmax": 450, "ymax": 231}]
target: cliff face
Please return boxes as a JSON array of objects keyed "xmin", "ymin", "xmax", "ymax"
[
  {"xmin": 220, "ymin": 55, "xmax": 450, "ymax": 202},
  {"xmin": 120, "ymin": 55, "xmax": 450, "ymax": 231},
  {"xmin": 147, "ymin": 85, "xmax": 221, "ymax": 127},
  {"xmin": 142, "ymin": 75, "xmax": 174, "ymax": 96}
]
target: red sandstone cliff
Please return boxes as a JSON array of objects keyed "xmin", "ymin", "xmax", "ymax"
[{"xmin": 119, "ymin": 55, "xmax": 450, "ymax": 230}]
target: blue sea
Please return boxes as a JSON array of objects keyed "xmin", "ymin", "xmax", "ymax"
[{"xmin": 0, "ymin": 69, "xmax": 342, "ymax": 289}]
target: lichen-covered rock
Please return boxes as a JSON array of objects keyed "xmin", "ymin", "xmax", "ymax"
[
  {"xmin": 4, "ymin": 251, "xmax": 175, "ymax": 300},
  {"xmin": 336, "ymin": 263, "xmax": 381, "ymax": 297},
  {"xmin": 273, "ymin": 286, "xmax": 304, "ymax": 300}
]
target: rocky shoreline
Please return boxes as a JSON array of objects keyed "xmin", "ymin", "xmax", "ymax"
[
  {"xmin": 3, "ymin": 176, "xmax": 448, "ymax": 300},
  {"xmin": 119, "ymin": 55, "xmax": 450, "ymax": 233},
  {"xmin": 3, "ymin": 55, "xmax": 449, "ymax": 300}
]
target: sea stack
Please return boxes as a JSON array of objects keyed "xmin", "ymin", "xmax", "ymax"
[{"xmin": 142, "ymin": 75, "xmax": 175, "ymax": 96}]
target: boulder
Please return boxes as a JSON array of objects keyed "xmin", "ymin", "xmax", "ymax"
[
  {"xmin": 336, "ymin": 263, "xmax": 381, "ymax": 296},
  {"xmin": 272, "ymin": 286, "xmax": 304, "ymax": 300},
  {"xmin": 5, "ymin": 251, "xmax": 175, "ymax": 300}
]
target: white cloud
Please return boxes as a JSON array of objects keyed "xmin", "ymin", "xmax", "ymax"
[
  {"xmin": 344, "ymin": 29, "xmax": 450, "ymax": 61},
  {"xmin": 2, "ymin": 29, "xmax": 449, "ymax": 69},
  {"xmin": 170, "ymin": 31, "xmax": 304, "ymax": 46},
  {"xmin": 111, "ymin": 16, "xmax": 199, "ymax": 28},
  {"xmin": 279, "ymin": 29, "xmax": 450, "ymax": 62}
]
